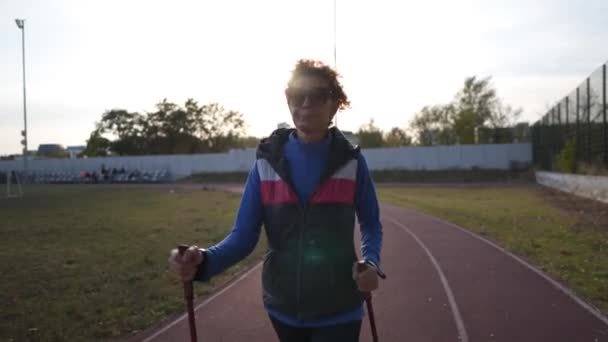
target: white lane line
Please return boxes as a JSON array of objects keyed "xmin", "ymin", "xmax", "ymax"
[
  {"xmin": 413, "ymin": 210, "xmax": 608, "ymax": 327},
  {"xmin": 143, "ymin": 262, "xmax": 263, "ymax": 342},
  {"xmin": 386, "ymin": 216, "xmax": 470, "ymax": 342}
]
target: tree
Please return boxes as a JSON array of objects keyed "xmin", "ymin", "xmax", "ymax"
[
  {"xmin": 235, "ymin": 136, "xmax": 260, "ymax": 149},
  {"xmin": 451, "ymin": 76, "xmax": 498, "ymax": 144},
  {"xmin": 409, "ymin": 105, "xmax": 457, "ymax": 145},
  {"xmin": 487, "ymin": 103, "xmax": 522, "ymax": 129},
  {"xmin": 145, "ymin": 99, "xmax": 201, "ymax": 154},
  {"xmin": 195, "ymin": 103, "xmax": 246, "ymax": 153},
  {"xmin": 85, "ymin": 99, "xmax": 247, "ymax": 155},
  {"xmin": 83, "ymin": 129, "xmax": 111, "ymax": 157},
  {"xmin": 96, "ymin": 109, "xmax": 146, "ymax": 155},
  {"xmin": 409, "ymin": 76, "xmax": 524, "ymax": 145},
  {"xmin": 384, "ymin": 127, "xmax": 412, "ymax": 147},
  {"xmin": 455, "ymin": 77, "xmax": 497, "ymax": 124},
  {"xmin": 357, "ymin": 119, "xmax": 385, "ymax": 148}
]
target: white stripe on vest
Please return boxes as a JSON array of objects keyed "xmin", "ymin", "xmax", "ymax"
[
  {"xmin": 333, "ymin": 159, "xmax": 357, "ymax": 180},
  {"xmin": 257, "ymin": 159, "xmax": 282, "ymax": 181},
  {"xmin": 257, "ymin": 158, "xmax": 357, "ymax": 181}
]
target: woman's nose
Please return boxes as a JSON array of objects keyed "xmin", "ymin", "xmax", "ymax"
[{"xmin": 300, "ymin": 95, "xmax": 312, "ymax": 108}]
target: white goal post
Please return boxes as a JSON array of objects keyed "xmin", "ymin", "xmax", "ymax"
[{"xmin": 5, "ymin": 170, "xmax": 23, "ymax": 198}]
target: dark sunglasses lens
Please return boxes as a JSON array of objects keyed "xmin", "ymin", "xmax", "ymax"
[
  {"xmin": 287, "ymin": 89, "xmax": 306, "ymax": 107},
  {"xmin": 286, "ymin": 88, "xmax": 331, "ymax": 107},
  {"xmin": 307, "ymin": 89, "xmax": 330, "ymax": 105}
]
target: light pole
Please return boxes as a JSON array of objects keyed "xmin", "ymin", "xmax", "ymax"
[
  {"xmin": 15, "ymin": 19, "xmax": 28, "ymax": 176},
  {"xmin": 333, "ymin": 0, "xmax": 337, "ymax": 70},
  {"xmin": 333, "ymin": 0, "xmax": 338, "ymax": 127}
]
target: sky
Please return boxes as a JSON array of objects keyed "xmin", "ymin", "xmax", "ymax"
[{"xmin": 1, "ymin": 0, "xmax": 607, "ymax": 155}]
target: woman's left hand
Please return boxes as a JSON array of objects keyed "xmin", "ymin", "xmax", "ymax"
[{"xmin": 352, "ymin": 261, "xmax": 379, "ymax": 292}]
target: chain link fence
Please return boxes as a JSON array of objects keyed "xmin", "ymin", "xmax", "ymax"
[{"xmin": 532, "ymin": 62, "xmax": 607, "ymax": 173}]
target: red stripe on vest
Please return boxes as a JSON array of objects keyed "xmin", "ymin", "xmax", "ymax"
[
  {"xmin": 309, "ymin": 178, "xmax": 356, "ymax": 204},
  {"xmin": 260, "ymin": 180, "xmax": 299, "ymax": 205}
]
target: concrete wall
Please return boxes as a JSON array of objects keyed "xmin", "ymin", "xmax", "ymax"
[
  {"xmin": 362, "ymin": 143, "xmax": 531, "ymax": 171},
  {"xmin": 536, "ymin": 171, "xmax": 608, "ymax": 204},
  {"xmin": 0, "ymin": 143, "xmax": 532, "ymax": 179}
]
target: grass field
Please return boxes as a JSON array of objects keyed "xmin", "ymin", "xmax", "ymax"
[
  {"xmin": 0, "ymin": 185, "xmax": 265, "ymax": 341},
  {"xmin": 181, "ymin": 169, "xmax": 535, "ymax": 184},
  {"xmin": 378, "ymin": 185, "xmax": 608, "ymax": 315}
]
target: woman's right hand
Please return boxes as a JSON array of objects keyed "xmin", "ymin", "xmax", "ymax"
[{"xmin": 169, "ymin": 245, "xmax": 205, "ymax": 282}]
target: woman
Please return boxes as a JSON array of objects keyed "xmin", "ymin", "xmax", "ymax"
[{"xmin": 169, "ymin": 59, "xmax": 384, "ymax": 342}]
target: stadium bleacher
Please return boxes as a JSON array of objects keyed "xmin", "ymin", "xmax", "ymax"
[{"xmin": 30, "ymin": 168, "xmax": 170, "ymax": 184}]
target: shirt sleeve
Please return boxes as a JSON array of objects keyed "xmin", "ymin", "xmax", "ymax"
[
  {"xmin": 354, "ymin": 153, "xmax": 383, "ymax": 267},
  {"xmin": 195, "ymin": 161, "xmax": 264, "ymax": 281}
]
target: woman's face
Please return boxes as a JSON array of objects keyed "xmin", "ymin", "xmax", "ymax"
[{"xmin": 286, "ymin": 75, "xmax": 338, "ymax": 136}]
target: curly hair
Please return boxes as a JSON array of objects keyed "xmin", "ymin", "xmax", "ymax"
[{"xmin": 287, "ymin": 59, "xmax": 351, "ymax": 111}]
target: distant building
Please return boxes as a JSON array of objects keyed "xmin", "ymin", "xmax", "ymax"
[
  {"xmin": 37, "ymin": 144, "xmax": 68, "ymax": 158},
  {"xmin": 66, "ymin": 146, "xmax": 86, "ymax": 159},
  {"xmin": 7, "ymin": 150, "xmax": 35, "ymax": 160}
]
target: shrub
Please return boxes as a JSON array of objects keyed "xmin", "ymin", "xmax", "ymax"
[{"xmin": 556, "ymin": 139, "xmax": 576, "ymax": 173}]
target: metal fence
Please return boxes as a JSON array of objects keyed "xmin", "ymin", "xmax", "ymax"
[{"xmin": 532, "ymin": 62, "xmax": 607, "ymax": 172}]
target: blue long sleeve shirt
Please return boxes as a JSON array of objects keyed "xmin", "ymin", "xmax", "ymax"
[{"xmin": 196, "ymin": 131, "xmax": 383, "ymax": 327}]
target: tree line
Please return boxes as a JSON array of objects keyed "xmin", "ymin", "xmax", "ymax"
[
  {"xmin": 78, "ymin": 75, "xmax": 525, "ymax": 156},
  {"xmin": 355, "ymin": 76, "xmax": 527, "ymax": 148},
  {"xmin": 84, "ymin": 99, "xmax": 256, "ymax": 157}
]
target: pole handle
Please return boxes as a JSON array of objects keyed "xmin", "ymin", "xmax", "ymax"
[
  {"xmin": 177, "ymin": 244, "xmax": 189, "ymax": 255},
  {"xmin": 177, "ymin": 244, "xmax": 194, "ymax": 299},
  {"xmin": 356, "ymin": 260, "xmax": 387, "ymax": 279}
]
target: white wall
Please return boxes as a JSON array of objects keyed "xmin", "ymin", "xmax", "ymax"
[
  {"xmin": 0, "ymin": 143, "xmax": 532, "ymax": 179},
  {"xmin": 362, "ymin": 143, "xmax": 531, "ymax": 171},
  {"xmin": 536, "ymin": 171, "xmax": 608, "ymax": 204}
]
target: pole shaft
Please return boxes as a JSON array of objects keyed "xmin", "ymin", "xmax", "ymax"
[
  {"xmin": 366, "ymin": 294, "xmax": 379, "ymax": 342},
  {"xmin": 184, "ymin": 282, "xmax": 197, "ymax": 342},
  {"xmin": 603, "ymin": 64, "xmax": 607, "ymax": 165},
  {"xmin": 177, "ymin": 245, "xmax": 198, "ymax": 342},
  {"xmin": 21, "ymin": 23, "xmax": 28, "ymax": 174},
  {"xmin": 587, "ymin": 77, "xmax": 591, "ymax": 162},
  {"xmin": 333, "ymin": 0, "xmax": 338, "ymax": 128},
  {"xmin": 333, "ymin": 0, "xmax": 337, "ymax": 69}
]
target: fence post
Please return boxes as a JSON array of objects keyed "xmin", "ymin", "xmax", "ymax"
[
  {"xmin": 587, "ymin": 77, "xmax": 592, "ymax": 163},
  {"xmin": 550, "ymin": 108, "xmax": 555, "ymax": 169},
  {"xmin": 565, "ymin": 97, "xmax": 569, "ymax": 136},
  {"xmin": 576, "ymin": 87, "xmax": 580, "ymax": 167},
  {"xmin": 557, "ymin": 103, "xmax": 562, "ymax": 153},
  {"xmin": 602, "ymin": 64, "xmax": 608, "ymax": 166}
]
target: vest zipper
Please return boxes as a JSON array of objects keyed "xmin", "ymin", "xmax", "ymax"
[{"xmin": 296, "ymin": 203, "xmax": 308, "ymax": 320}]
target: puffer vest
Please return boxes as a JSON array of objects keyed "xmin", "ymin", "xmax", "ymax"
[{"xmin": 256, "ymin": 127, "xmax": 363, "ymax": 320}]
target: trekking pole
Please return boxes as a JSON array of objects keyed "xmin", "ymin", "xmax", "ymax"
[
  {"xmin": 364, "ymin": 292, "xmax": 379, "ymax": 342},
  {"xmin": 356, "ymin": 261, "xmax": 386, "ymax": 342},
  {"xmin": 177, "ymin": 244, "xmax": 198, "ymax": 342}
]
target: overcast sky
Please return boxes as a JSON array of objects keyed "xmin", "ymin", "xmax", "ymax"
[{"xmin": 1, "ymin": 0, "xmax": 607, "ymax": 155}]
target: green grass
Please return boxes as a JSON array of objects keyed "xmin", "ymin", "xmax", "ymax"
[
  {"xmin": 180, "ymin": 172, "xmax": 250, "ymax": 184},
  {"xmin": 180, "ymin": 169, "xmax": 535, "ymax": 184},
  {"xmin": 371, "ymin": 169, "xmax": 535, "ymax": 183},
  {"xmin": 378, "ymin": 185, "xmax": 608, "ymax": 315},
  {"xmin": 0, "ymin": 185, "xmax": 265, "ymax": 342}
]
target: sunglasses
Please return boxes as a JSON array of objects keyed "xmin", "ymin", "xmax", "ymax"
[{"xmin": 285, "ymin": 87, "xmax": 334, "ymax": 107}]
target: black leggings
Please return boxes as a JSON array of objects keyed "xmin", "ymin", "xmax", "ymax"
[{"xmin": 269, "ymin": 316, "xmax": 362, "ymax": 342}]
